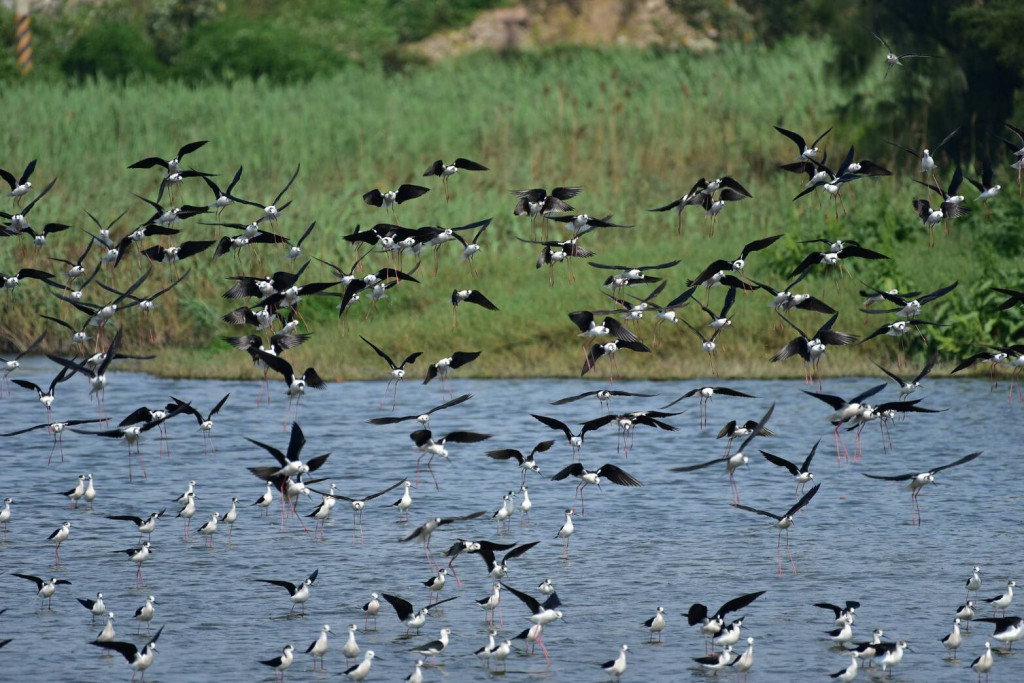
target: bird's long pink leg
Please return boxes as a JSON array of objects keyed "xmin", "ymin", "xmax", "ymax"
[{"xmin": 136, "ymin": 442, "xmax": 148, "ymax": 479}]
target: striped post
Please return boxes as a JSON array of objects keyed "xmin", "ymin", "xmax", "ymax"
[{"xmin": 15, "ymin": 0, "xmax": 32, "ymax": 75}]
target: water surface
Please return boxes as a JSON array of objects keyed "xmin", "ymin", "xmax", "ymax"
[{"xmin": 1, "ymin": 361, "xmax": 1020, "ymax": 681}]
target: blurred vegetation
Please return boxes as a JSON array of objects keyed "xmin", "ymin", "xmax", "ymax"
[
  {"xmin": 0, "ymin": 40, "xmax": 1021, "ymax": 380},
  {"xmin": 2, "ymin": 0, "xmax": 508, "ymax": 82},
  {"xmin": 734, "ymin": 0, "xmax": 1024, "ymax": 163}
]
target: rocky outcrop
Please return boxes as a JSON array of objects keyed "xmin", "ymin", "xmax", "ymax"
[{"xmin": 410, "ymin": 0, "xmax": 716, "ymax": 60}]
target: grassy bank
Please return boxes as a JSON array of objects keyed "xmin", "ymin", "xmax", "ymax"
[{"xmin": 1, "ymin": 40, "xmax": 1022, "ymax": 381}]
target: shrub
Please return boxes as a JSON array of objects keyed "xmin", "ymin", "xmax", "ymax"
[
  {"xmin": 60, "ymin": 20, "xmax": 163, "ymax": 81},
  {"xmin": 175, "ymin": 17, "xmax": 345, "ymax": 83}
]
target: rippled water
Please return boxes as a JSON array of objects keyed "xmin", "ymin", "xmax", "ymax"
[{"xmin": 1, "ymin": 359, "xmax": 1021, "ymax": 682}]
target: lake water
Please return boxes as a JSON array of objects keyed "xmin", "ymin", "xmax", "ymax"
[{"xmin": 0, "ymin": 359, "xmax": 1020, "ymax": 681}]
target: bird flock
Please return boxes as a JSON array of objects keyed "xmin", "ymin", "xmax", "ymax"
[{"xmin": 0, "ymin": 35, "xmax": 1022, "ymax": 682}]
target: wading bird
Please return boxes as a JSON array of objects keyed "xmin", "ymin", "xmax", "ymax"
[
  {"xmin": 734, "ymin": 483, "xmax": 821, "ymax": 575},
  {"xmin": 863, "ymin": 451, "xmax": 982, "ymax": 525}
]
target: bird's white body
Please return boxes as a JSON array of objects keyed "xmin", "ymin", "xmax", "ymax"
[
  {"xmin": 603, "ymin": 644, "xmax": 628, "ymax": 676},
  {"xmin": 876, "ymin": 640, "xmax": 906, "ymax": 675},
  {"xmin": 344, "ymin": 650, "xmax": 376, "ymax": 681},
  {"xmin": 967, "ymin": 567, "xmax": 983, "ymax": 593},
  {"xmin": 343, "ymin": 624, "xmax": 360, "ymax": 660},
  {"xmin": 734, "ymin": 637, "xmax": 755, "ymax": 674},
  {"xmin": 972, "ymin": 642, "xmax": 993, "ymax": 677},
  {"xmin": 520, "ymin": 485, "xmax": 532, "ymax": 515},
  {"xmin": 406, "ymin": 660, "xmax": 425, "ymax": 683},
  {"xmin": 557, "ymin": 510, "xmax": 574, "ymax": 541},
  {"xmin": 833, "ymin": 654, "xmax": 858, "ymax": 682},
  {"xmin": 97, "ymin": 612, "xmax": 116, "ymax": 642},
  {"xmin": 49, "ymin": 521, "xmax": 71, "ymax": 546},
  {"xmin": 136, "ymin": 595, "xmax": 157, "ymax": 626},
  {"xmin": 988, "ymin": 580, "xmax": 1015, "ymax": 612},
  {"xmin": 942, "ymin": 618, "xmax": 962, "ymax": 655}
]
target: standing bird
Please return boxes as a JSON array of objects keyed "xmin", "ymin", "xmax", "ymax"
[
  {"xmin": 863, "ymin": 451, "xmax": 983, "ymax": 525},
  {"xmin": 91, "ymin": 626, "xmax": 163, "ymax": 682},
  {"xmin": 556, "ymin": 509, "xmax": 574, "ymax": 555},
  {"xmin": 255, "ymin": 569, "xmax": 319, "ymax": 615},
  {"xmin": 133, "ymin": 595, "xmax": 157, "ymax": 634},
  {"xmin": 311, "ymin": 479, "xmax": 406, "ymax": 544},
  {"xmin": 12, "ymin": 574, "xmax": 72, "ymax": 610},
  {"xmin": 423, "ymin": 158, "xmax": 488, "ymax": 201},
  {"xmin": 970, "ymin": 642, "xmax": 994, "ymax": 681},
  {"xmin": 941, "ymin": 618, "xmax": 963, "ymax": 659},
  {"xmin": 116, "ymin": 542, "xmax": 152, "ymax": 587},
  {"xmin": 732, "ymin": 637, "xmax": 755, "ymax": 680},
  {"xmin": 380, "ymin": 593, "xmax": 457, "ymax": 636},
  {"xmin": 644, "ymin": 606, "xmax": 667, "ymax": 642},
  {"xmin": 259, "ymin": 644, "xmax": 294, "ymax": 682},
  {"xmin": 362, "ymin": 594, "xmax": 380, "ymax": 631},
  {"xmin": 221, "ymin": 497, "xmax": 239, "ymax": 542},
  {"xmin": 734, "ymin": 483, "xmax": 822, "ymax": 575},
  {"xmin": 829, "ymin": 654, "xmax": 859, "ymax": 682},
  {"xmin": 343, "ymin": 650, "xmax": 377, "ymax": 681},
  {"xmin": 966, "ymin": 566, "xmax": 984, "ymax": 599},
  {"xmin": 195, "ymin": 512, "xmax": 220, "ymax": 548},
  {"xmin": 47, "ymin": 521, "xmax": 71, "ymax": 564},
  {"xmin": 411, "ymin": 628, "xmax": 451, "ymax": 664},
  {"xmin": 601, "ymin": 644, "xmax": 629, "ymax": 679},
  {"xmin": 983, "ymin": 580, "xmax": 1016, "ymax": 618},
  {"xmin": 77, "ymin": 592, "xmax": 106, "ymax": 623},
  {"xmin": 305, "ymin": 624, "xmax": 331, "ymax": 670},
  {"xmin": 872, "ymin": 32, "xmax": 930, "ymax": 78},
  {"xmin": 0, "ymin": 497, "xmax": 11, "ymax": 540},
  {"xmin": 361, "ymin": 336, "xmax": 422, "ymax": 409}
]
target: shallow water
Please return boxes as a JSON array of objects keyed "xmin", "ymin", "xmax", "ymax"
[{"xmin": 0, "ymin": 360, "xmax": 1021, "ymax": 682}]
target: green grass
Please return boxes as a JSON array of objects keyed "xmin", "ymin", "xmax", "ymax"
[{"xmin": 2, "ymin": 39, "xmax": 1023, "ymax": 381}]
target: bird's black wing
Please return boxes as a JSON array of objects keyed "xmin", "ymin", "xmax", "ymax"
[
  {"xmin": 784, "ymin": 482, "xmax": 821, "ymax": 517},
  {"xmin": 596, "ymin": 464, "xmax": 642, "ymax": 486},
  {"xmin": 760, "ymin": 451, "xmax": 799, "ymax": 476},
  {"xmin": 931, "ymin": 451, "xmax": 982, "ymax": 474},
  {"xmin": 500, "ymin": 582, "xmax": 542, "ymax": 614}
]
